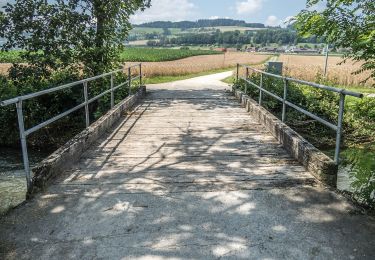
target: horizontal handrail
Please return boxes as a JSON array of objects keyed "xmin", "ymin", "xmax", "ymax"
[
  {"xmin": 25, "ymin": 103, "xmax": 86, "ymax": 136},
  {"xmin": 239, "ymin": 76, "xmax": 338, "ymax": 130},
  {"xmin": 0, "ymin": 63, "xmax": 142, "ymax": 191},
  {"xmin": 236, "ymin": 63, "xmax": 363, "ymax": 166},
  {"xmin": 0, "ymin": 67, "xmax": 127, "ymax": 106},
  {"xmin": 239, "ymin": 64, "xmax": 363, "ymax": 98}
]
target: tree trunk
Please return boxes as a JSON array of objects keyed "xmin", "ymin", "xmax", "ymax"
[{"xmin": 92, "ymin": 0, "xmax": 106, "ymax": 74}]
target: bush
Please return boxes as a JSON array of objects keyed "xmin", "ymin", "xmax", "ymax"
[{"xmin": 0, "ymin": 68, "xmax": 131, "ymax": 149}]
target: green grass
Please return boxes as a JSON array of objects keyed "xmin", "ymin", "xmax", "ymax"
[
  {"xmin": 119, "ymin": 47, "xmax": 221, "ymax": 62},
  {"xmin": 130, "ymin": 27, "xmax": 164, "ymax": 34},
  {"xmin": 0, "ymin": 48, "xmax": 222, "ymax": 64},
  {"xmin": 221, "ymin": 76, "xmax": 236, "ymax": 84},
  {"xmin": 342, "ymin": 86, "xmax": 375, "ymax": 94}
]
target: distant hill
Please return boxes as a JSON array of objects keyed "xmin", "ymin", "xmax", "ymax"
[{"xmin": 134, "ymin": 19, "xmax": 265, "ymax": 29}]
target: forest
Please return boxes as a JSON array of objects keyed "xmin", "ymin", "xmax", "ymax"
[
  {"xmin": 135, "ymin": 18, "xmax": 266, "ymax": 29},
  {"xmin": 146, "ymin": 29, "xmax": 323, "ymax": 47}
]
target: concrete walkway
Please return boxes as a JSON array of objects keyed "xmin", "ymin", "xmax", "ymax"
[{"xmin": 1, "ymin": 72, "xmax": 374, "ymax": 259}]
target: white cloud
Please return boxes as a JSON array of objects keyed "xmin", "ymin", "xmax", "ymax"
[
  {"xmin": 236, "ymin": 0, "xmax": 263, "ymax": 15},
  {"xmin": 265, "ymin": 15, "xmax": 282, "ymax": 27},
  {"xmin": 131, "ymin": 0, "xmax": 196, "ymax": 24}
]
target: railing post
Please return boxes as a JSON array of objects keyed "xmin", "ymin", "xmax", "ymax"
[
  {"xmin": 236, "ymin": 63, "xmax": 239, "ymax": 83},
  {"xmin": 128, "ymin": 67, "xmax": 132, "ymax": 96},
  {"xmin": 139, "ymin": 63, "xmax": 142, "ymax": 87},
  {"xmin": 282, "ymin": 79, "xmax": 288, "ymax": 122},
  {"xmin": 259, "ymin": 73, "xmax": 263, "ymax": 105},
  {"xmin": 83, "ymin": 81, "xmax": 90, "ymax": 128},
  {"xmin": 334, "ymin": 93, "xmax": 346, "ymax": 164},
  {"xmin": 110, "ymin": 73, "xmax": 114, "ymax": 108},
  {"xmin": 245, "ymin": 67, "xmax": 249, "ymax": 94},
  {"xmin": 16, "ymin": 101, "xmax": 32, "ymax": 190}
]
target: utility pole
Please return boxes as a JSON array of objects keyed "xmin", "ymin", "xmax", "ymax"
[{"xmin": 324, "ymin": 44, "xmax": 329, "ymax": 77}]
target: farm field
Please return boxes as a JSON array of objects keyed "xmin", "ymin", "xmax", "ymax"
[
  {"xmin": 130, "ymin": 27, "xmax": 164, "ymax": 34},
  {"xmin": 127, "ymin": 52, "xmax": 271, "ymax": 78},
  {"xmin": 208, "ymin": 26, "xmax": 265, "ymax": 32},
  {"xmin": 279, "ymin": 54, "xmax": 374, "ymax": 88},
  {"xmin": 119, "ymin": 47, "xmax": 220, "ymax": 62},
  {"xmin": 0, "ymin": 48, "xmax": 221, "ymax": 64}
]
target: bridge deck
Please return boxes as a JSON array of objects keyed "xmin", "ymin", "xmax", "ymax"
[{"xmin": 1, "ymin": 72, "xmax": 374, "ymax": 259}]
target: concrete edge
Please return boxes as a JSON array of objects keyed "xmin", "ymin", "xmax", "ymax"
[
  {"xmin": 30, "ymin": 86, "xmax": 147, "ymax": 196},
  {"xmin": 233, "ymin": 87, "xmax": 338, "ymax": 187}
]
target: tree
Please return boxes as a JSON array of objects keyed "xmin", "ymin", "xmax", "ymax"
[
  {"xmin": 0, "ymin": 0, "xmax": 151, "ymax": 78},
  {"xmin": 296, "ymin": 0, "xmax": 375, "ymax": 83}
]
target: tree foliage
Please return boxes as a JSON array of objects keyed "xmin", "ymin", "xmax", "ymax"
[
  {"xmin": 296, "ymin": 0, "xmax": 375, "ymax": 83},
  {"xmin": 146, "ymin": 29, "xmax": 322, "ymax": 47},
  {"xmin": 0, "ymin": 0, "xmax": 151, "ymax": 78},
  {"xmin": 136, "ymin": 19, "xmax": 265, "ymax": 29}
]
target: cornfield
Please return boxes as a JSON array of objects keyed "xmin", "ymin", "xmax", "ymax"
[{"xmin": 279, "ymin": 55, "xmax": 374, "ymax": 87}]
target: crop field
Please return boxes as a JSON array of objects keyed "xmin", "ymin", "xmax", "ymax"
[
  {"xmin": 127, "ymin": 53, "xmax": 271, "ymax": 77},
  {"xmin": 209, "ymin": 26, "xmax": 266, "ymax": 32},
  {"xmin": 0, "ymin": 48, "xmax": 221, "ymax": 65},
  {"xmin": 119, "ymin": 48, "xmax": 221, "ymax": 62},
  {"xmin": 279, "ymin": 54, "xmax": 374, "ymax": 88},
  {"xmin": 130, "ymin": 27, "xmax": 164, "ymax": 34}
]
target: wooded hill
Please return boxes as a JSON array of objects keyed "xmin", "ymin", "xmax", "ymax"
[{"xmin": 134, "ymin": 19, "xmax": 265, "ymax": 29}]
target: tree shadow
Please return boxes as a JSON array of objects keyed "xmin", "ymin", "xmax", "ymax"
[{"xmin": 1, "ymin": 87, "xmax": 374, "ymax": 259}]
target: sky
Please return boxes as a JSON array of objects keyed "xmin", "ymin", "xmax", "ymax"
[
  {"xmin": 131, "ymin": 0, "xmax": 310, "ymax": 26},
  {"xmin": 0, "ymin": 0, "xmax": 310, "ymax": 27}
]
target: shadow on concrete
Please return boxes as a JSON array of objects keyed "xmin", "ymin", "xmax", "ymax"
[{"xmin": 1, "ymin": 87, "xmax": 374, "ymax": 259}]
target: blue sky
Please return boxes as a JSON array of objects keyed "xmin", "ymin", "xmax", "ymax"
[
  {"xmin": 131, "ymin": 0, "xmax": 309, "ymax": 26},
  {"xmin": 0, "ymin": 0, "xmax": 310, "ymax": 26}
]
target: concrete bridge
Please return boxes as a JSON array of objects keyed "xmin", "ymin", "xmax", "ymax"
[{"xmin": 1, "ymin": 72, "xmax": 374, "ymax": 259}]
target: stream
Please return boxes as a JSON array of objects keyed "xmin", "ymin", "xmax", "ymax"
[{"xmin": 0, "ymin": 147, "xmax": 52, "ymax": 214}]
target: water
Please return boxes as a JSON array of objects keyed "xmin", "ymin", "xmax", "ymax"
[
  {"xmin": 333, "ymin": 146, "xmax": 375, "ymax": 206},
  {"xmin": 0, "ymin": 147, "xmax": 51, "ymax": 215}
]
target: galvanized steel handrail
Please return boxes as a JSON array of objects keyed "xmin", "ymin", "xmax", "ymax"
[
  {"xmin": 239, "ymin": 64, "xmax": 363, "ymax": 98},
  {"xmin": 1, "ymin": 63, "xmax": 143, "ymax": 190},
  {"xmin": 236, "ymin": 63, "xmax": 363, "ymax": 165}
]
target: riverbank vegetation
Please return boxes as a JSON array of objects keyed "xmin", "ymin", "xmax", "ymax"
[
  {"xmin": 0, "ymin": 0, "xmax": 151, "ymax": 147},
  {"xmin": 234, "ymin": 69, "xmax": 375, "ymax": 207}
]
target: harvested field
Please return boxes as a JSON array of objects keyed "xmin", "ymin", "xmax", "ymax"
[
  {"xmin": 0, "ymin": 53, "xmax": 270, "ymax": 78},
  {"xmin": 279, "ymin": 54, "xmax": 374, "ymax": 87},
  {"xmin": 0, "ymin": 63, "xmax": 11, "ymax": 75},
  {"xmin": 128, "ymin": 53, "xmax": 271, "ymax": 78}
]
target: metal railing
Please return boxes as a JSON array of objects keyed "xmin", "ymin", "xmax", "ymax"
[
  {"xmin": 236, "ymin": 64, "xmax": 363, "ymax": 165},
  {"xmin": 1, "ymin": 63, "xmax": 143, "ymax": 190}
]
